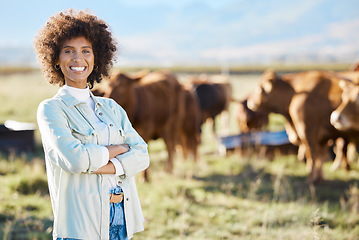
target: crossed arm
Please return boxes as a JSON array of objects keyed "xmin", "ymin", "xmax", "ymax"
[
  {"xmin": 38, "ymin": 99, "xmax": 149, "ymax": 176},
  {"xmin": 92, "ymin": 144, "xmax": 130, "ymax": 174}
]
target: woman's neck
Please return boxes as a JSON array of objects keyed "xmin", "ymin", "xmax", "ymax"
[{"xmin": 63, "ymin": 85, "xmax": 90, "ymax": 102}]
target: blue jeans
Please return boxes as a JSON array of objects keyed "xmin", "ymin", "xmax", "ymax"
[
  {"xmin": 57, "ymin": 186, "xmax": 128, "ymax": 240},
  {"xmin": 109, "ymin": 186, "xmax": 128, "ymax": 240}
]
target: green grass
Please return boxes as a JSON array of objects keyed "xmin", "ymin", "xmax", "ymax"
[
  {"xmin": 1, "ymin": 70, "xmax": 359, "ymax": 239},
  {"xmin": 2, "ymin": 146, "xmax": 358, "ymax": 239},
  {"xmin": 135, "ymin": 140, "xmax": 359, "ymax": 240},
  {"xmin": 0, "ymin": 71, "xmax": 58, "ymax": 124}
]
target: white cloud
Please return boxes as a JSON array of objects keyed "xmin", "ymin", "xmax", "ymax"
[
  {"xmin": 200, "ymin": 17, "xmax": 359, "ymax": 62},
  {"xmin": 201, "ymin": 35, "xmax": 324, "ymax": 60},
  {"xmin": 118, "ymin": 32, "xmax": 184, "ymax": 59},
  {"xmin": 2, "ymin": 0, "xmax": 359, "ymax": 66},
  {"xmin": 326, "ymin": 18, "xmax": 359, "ymax": 42}
]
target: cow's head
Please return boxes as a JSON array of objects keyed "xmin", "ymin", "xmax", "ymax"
[
  {"xmin": 247, "ymin": 70, "xmax": 280, "ymax": 112},
  {"xmin": 330, "ymin": 79, "xmax": 359, "ymax": 131},
  {"xmin": 349, "ymin": 61, "xmax": 359, "ymax": 72},
  {"xmin": 104, "ymin": 72, "xmax": 142, "ymax": 105},
  {"xmin": 237, "ymin": 99, "xmax": 268, "ymax": 132}
]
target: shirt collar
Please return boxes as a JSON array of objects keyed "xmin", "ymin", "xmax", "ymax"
[
  {"xmin": 89, "ymin": 89, "xmax": 102, "ymax": 109},
  {"xmin": 55, "ymin": 87, "xmax": 102, "ymax": 108},
  {"xmin": 62, "ymin": 85, "xmax": 90, "ymax": 102}
]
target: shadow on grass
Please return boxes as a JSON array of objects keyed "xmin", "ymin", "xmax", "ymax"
[
  {"xmin": 193, "ymin": 163, "xmax": 359, "ymax": 206},
  {"xmin": 0, "ymin": 214, "xmax": 52, "ymax": 240}
]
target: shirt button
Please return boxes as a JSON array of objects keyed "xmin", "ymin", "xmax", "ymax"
[
  {"xmin": 110, "ymin": 124, "xmax": 113, "ymax": 127},
  {"xmin": 118, "ymin": 181, "xmax": 122, "ymax": 184},
  {"xmin": 126, "ymin": 198, "xmax": 129, "ymax": 201}
]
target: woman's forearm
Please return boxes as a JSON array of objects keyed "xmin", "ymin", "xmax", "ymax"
[
  {"xmin": 105, "ymin": 144, "xmax": 130, "ymax": 159},
  {"xmin": 92, "ymin": 144, "xmax": 130, "ymax": 174},
  {"xmin": 92, "ymin": 161, "xmax": 116, "ymax": 174}
]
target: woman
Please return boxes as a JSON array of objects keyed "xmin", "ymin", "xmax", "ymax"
[{"xmin": 34, "ymin": 9, "xmax": 149, "ymax": 240}]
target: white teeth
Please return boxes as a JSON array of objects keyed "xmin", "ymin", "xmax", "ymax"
[{"xmin": 70, "ymin": 67, "xmax": 85, "ymax": 71}]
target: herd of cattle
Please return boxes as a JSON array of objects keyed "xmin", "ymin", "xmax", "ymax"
[
  {"xmin": 93, "ymin": 70, "xmax": 232, "ymax": 181},
  {"xmin": 93, "ymin": 63, "xmax": 359, "ymax": 183}
]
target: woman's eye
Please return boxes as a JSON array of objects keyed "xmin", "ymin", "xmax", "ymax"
[
  {"xmin": 83, "ymin": 50, "xmax": 90, "ymax": 54},
  {"xmin": 64, "ymin": 49, "xmax": 72, "ymax": 54}
]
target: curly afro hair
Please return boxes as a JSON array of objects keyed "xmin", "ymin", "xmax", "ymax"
[{"xmin": 33, "ymin": 9, "xmax": 117, "ymax": 88}]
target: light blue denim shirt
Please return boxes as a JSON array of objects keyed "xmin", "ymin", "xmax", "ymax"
[{"xmin": 37, "ymin": 87, "xmax": 150, "ymax": 240}]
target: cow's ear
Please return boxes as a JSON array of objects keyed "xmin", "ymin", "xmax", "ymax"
[
  {"xmin": 132, "ymin": 77, "xmax": 142, "ymax": 83},
  {"xmin": 261, "ymin": 69, "xmax": 277, "ymax": 93},
  {"xmin": 133, "ymin": 69, "xmax": 149, "ymax": 79},
  {"xmin": 262, "ymin": 69, "xmax": 278, "ymax": 83},
  {"xmin": 262, "ymin": 81, "xmax": 273, "ymax": 93},
  {"xmin": 263, "ymin": 69, "xmax": 277, "ymax": 79}
]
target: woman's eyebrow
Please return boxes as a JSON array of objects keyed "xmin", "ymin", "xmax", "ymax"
[{"xmin": 62, "ymin": 45, "xmax": 92, "ymax": 49}]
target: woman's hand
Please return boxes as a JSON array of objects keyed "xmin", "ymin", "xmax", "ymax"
[{"xmin": 105, "ymin": 144, "xmax": 130, "ymax": 159}]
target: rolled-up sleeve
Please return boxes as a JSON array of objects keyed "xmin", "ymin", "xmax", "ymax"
[
  {"xmin": 110, "ymin": 158, "xmax": 125, "ymax": 176},
  {"xmin": 112, "ymin": 101, "xmax": 150, "ymax": 178},
  {"xmin": 37, "ymin": 100, "xmax": 106, "ymax": 173}
]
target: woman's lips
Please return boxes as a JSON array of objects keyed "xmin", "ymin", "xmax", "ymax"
[{"xmin": 70, "ymin": 66, "xmax": 86, "ymax": 71}]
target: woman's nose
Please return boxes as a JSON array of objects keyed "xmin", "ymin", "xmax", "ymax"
[
  {"xmin": 73, "ymin": 52, "xmax": 83, "ymax": 62},
  {"xmin": 73, "ymin": 57, "xmax": 82, "ymax": 62}
]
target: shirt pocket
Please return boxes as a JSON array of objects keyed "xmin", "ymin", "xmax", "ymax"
[
  {"xmin": 113, "ymin": 126, "xmax": 126, "ymax": 144},
  {"xmin": 71, "ymin": 127, "xmax": 96, "ymax": 145}
]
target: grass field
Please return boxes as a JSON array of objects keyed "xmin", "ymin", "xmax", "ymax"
[{"xmin": 1, "ymin": 69, "xmax": 359, "ymax": 239}]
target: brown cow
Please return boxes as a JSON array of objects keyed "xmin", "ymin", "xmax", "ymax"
[
  {"xmin": 191, "ymin": 75, "xmax": 232, "ymax": 136},
  {"xmin": 178, "ymin": 87, "xmax": 201, "ymax": 162},
  {"xmin": 247, "ymin": 70, "xmax": 349, "ymax": 183},
  {"xmin": 349, "ymin": 61, "xmax": 359, "ymax": 72},
  {"xmin": 91, "ymin": 89, "xmax": 105, "ymax": 97},
  {"xmin": 329, "ymin": 72, "xmax": 359, "ymax": 170},
  {"xmin": 103, "ymin": 70, "xmax": 185, "ymax": 181},
  {"xmin": 236, "ymin": 97, "xmax": 269, "ymax": 133},
  {"xmin": 330, "ymin": 72, "xmax": 359, "ymax": 131}
]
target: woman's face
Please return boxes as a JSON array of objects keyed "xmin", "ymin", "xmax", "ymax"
[{"xmin": 58, "ymin": 36, "xmax": 94, "ymax": 89}]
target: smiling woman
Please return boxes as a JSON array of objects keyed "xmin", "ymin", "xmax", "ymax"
[
  {"xmin": 33, "ymin": 9, "xmax": 150, "ymax": 240},
  {"xmin": 57, "ymin": 36, "xmax": 95, "ymax": 89},
  {"xmin": 33, "ymin": 9, "xmax": 116, "ymax": 89}
]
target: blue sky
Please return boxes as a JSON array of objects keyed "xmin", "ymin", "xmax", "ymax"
[{"xmin": 1, "ymin": 0, "xmax": 358, "ymax": 66}]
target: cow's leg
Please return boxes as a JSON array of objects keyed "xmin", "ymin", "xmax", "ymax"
[
  {"xmin": 297, "ymin": 143, "xmax": 307, "ymax": 162},
  {"xmin": 143, "ymin": 168, "xmax": 150, "ymax": 182},
  {"xmin": 340, "ymin": 139, "xmax": 350, "ymax": 170},
  {"xmin": 190, "ymin": 133, "xmax": 200, "ymax": 163},
  {"xmin": 303, "ymin": 136, "xmax": 326, "ymax": 183},
  {"xmin": 308, "ymin": 145, "xmax": 328, "ymax": 184},
  {"xmin": 210, "ymin": 117, "xmax": 216, "ymax": 137},
  {"xmin": 285, "ymin": 121, "xmax": 300, "ymax": 145},
  {"xmin": 179, "ymin": 132, "xmax": 189, "ymax": 160},
  {"xmin": 163, "ymin": 133, "xmax": 176, "ymax": 173},
  {"xmin": 330, "ymin": 137, "xmax": 350, "ymax": 171},
  {"xmin": 284, "ymin": 121, "xmax": 307, "ymax": 162},
  {"xmin": 166, "ymin": 144, "xmax": 175, "ymax": 173},
  {"xmin": 289, "ymin": 95, "xmax": 325, "ymax": 183},
  {"xmin": 304, "ymin": 142, "xmax": 314, "ymax": 173},
  {"xmin": 296, "ymin": 138, "xmax": 322, "ymax": 183}
]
